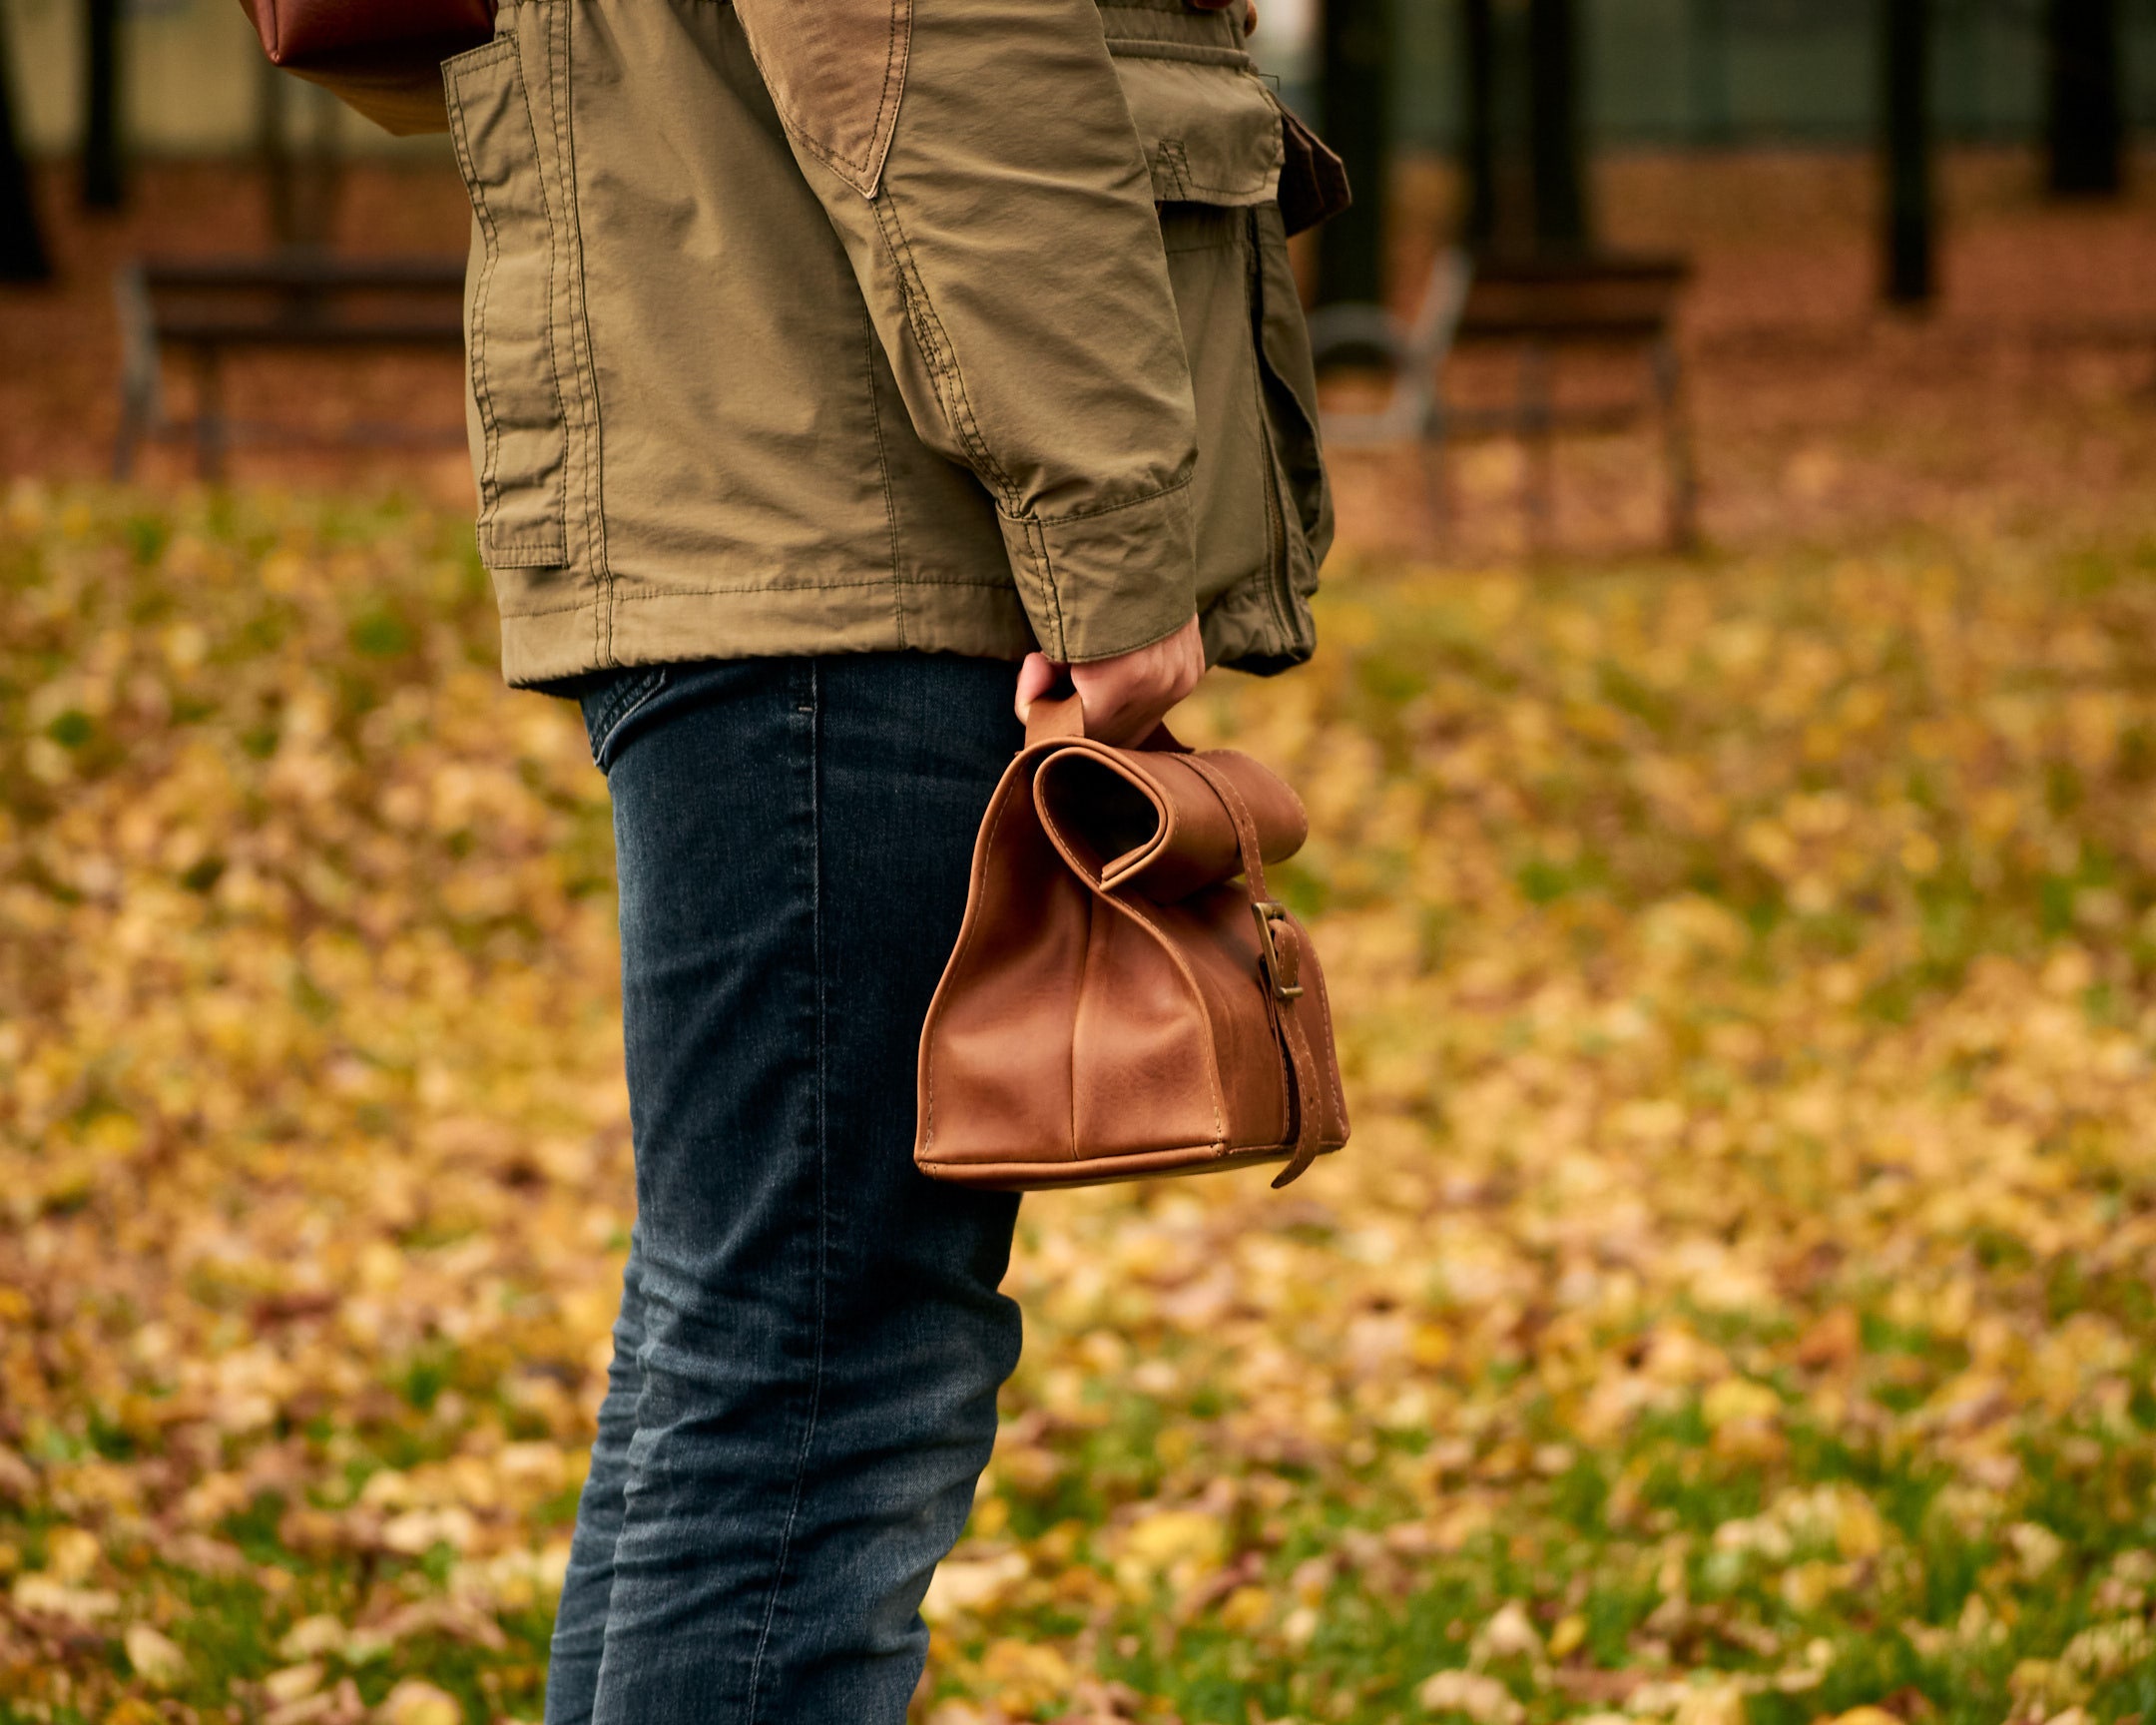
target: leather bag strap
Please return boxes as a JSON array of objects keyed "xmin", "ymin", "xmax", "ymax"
[
  {"xmin": 1182, "ymin": 755, "xmax": 1325, "ymax": 1189},
  {"xmin": 1023, "ymin": 693, "xmax": 1088, "ymax": 747}
]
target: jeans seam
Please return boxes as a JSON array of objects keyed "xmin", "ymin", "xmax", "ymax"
[
  {"xmin": 744, "ymin": 661, "xmax": 830, "ymax": 1721},
  {"xmin": 586, "ymin": 667, "xmax": 668, "ymax": 770}
]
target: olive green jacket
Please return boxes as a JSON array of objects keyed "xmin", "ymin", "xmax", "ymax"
[{"xmin": 441, "ymin": 0, "xmax": 1337, "ymax": 686}]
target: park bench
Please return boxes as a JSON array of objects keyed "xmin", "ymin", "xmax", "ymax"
[
  {"xmin": 112, "ymin": 255, "xmax": 466, "ymax": 481},
  {"xmin": 1310, "ymin": 248, "xmax": 1698, "ymax": 551}
]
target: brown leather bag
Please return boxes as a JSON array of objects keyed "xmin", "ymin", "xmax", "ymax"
[
  {"xmin": 915, "ymin": 696, "xmax": 1348, "ymax": 1191},
  {"xmin": 235, "ymin": 0, "xmax": 494, "ymax": 135}
]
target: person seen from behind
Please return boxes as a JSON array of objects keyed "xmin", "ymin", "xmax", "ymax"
[{"xmin": 436, "ymin": 0, "xmax": 1340, "ymax": 1714}]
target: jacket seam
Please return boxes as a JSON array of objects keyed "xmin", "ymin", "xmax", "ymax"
[
  {"xmin": 1060, "ymin": 607, "xmax": 1195, "ymax": 665},
  {"xmin": 870, "ymin": 192, "xmax": 1060, "ymax": 646},
  {"xmin": 1016, "ymin": 470, "xmax": 1193, "ymax": 531},
  {"xmin": 518, "ymin": 34, "xmax": 572, "ymax": 570},
  {"xmin": 1026, "ymin": 517, "xmax": 1066, "ymax": 661},
  {"xmin": 1103, "ymin": 37, "xmax": 1254, "ymax": 67},
  {"xmin": 867, "ymin": 196, "xmax": 1022, "ymax": 511},
  {"xmin": 549, "ymin": 5, "xmax": 615, "ymax": 668},
  {"xmin": 491, "ymin": 574, "xmax": 1018, "ymax": 620},
  {"xmin": 445, "ymin": 49, "xmax": 506, "ymax": 550},
  {"xmin": 860, "ymin": 302, "xmax": 907, "ymax": 649}
]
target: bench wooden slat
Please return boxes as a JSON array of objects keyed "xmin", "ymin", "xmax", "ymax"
[
  {"xmin": 1310, "ymin": 247, "xmax": 1700, "ymax": 551},
  {"xmin": 115, "ymin": 253, "xmax": 470, "ymax": 480},
  {"xmin": 140, "ymin": 258, "xmax": 467, "ymax": 292},
  {"xmin": 157, "ymin": 317, "xmax": 465, "ymax": 347}
]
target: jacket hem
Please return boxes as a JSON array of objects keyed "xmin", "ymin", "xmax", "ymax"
[{"xmin": 497, "ymin": 580, "xmax": 1038, "ymax": 688}]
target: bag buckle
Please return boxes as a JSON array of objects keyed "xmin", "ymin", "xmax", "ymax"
[{"xmin": 1251, "ymin": 899, "xmax": 1305, "ymax": 1001}]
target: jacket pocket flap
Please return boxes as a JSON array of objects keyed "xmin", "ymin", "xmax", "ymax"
[{"xmin": 1109, "ymin": 51, "xmax": 1283, "ymax": 208}]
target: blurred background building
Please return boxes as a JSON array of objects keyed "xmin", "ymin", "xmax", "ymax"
[
  {"xmin": 6, "ymin": 0, "xmax": 2154, "ymax": 158},
  {"xmin": 1, "ymin": 0, "xmax": 2149, "ymax": 544}
]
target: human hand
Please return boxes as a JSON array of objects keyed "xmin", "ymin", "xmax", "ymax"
[
  {"xmin": 1189, "ymin": 0, "xmax": 1257, "ymax": 31},
  {"xmin": 1014, "ymin": 613, "xmax": 1206, "ymax": 747}
]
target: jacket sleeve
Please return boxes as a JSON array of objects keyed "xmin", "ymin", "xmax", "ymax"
[{"xmin": 733, "ymin": 0, "xmax": 1201, "ymax": 664}]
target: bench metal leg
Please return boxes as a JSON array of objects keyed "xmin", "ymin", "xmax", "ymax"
[
  {"xmin": 1654, "ymin": 333, "xmax": 1699, "ymax": 553},
  {"xmin": 1415, "ymin": 422, "xmax": 1451, "ymax": 544},
  {"xmin": 112, "ymin": 263, "xmax": 157, "ymax": 481},
  {"xmin": 113, "ymin": 398, "xmax": 145, "ymax": 482},
  {"xmin": 1518, "ymin": 341, "xmax": 1555, "ymax": 555},
  {"xmin": 191, "ymin": 345, "xmax": 228, "ymax": 483}
]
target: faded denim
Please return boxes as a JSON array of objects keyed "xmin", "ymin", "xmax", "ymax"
[{"xmin": 545, "ymin": 655, "xmax": 1025, "ymax": 1725}]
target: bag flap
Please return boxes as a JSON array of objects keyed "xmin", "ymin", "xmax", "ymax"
[{"xmin": 1034, "ymin": 744, "xmax": 1307, "ymax": 901}]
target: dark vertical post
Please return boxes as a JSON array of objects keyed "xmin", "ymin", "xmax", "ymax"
[
  {"xmin": 0, "ymin": 5, "xmax": 49, "ymax": 281},
  {"xmin": 1463, "ymin": 0, "xmax": 1589, "ymax": 258},
  {"xmin": 1689, "ymin": 0, "xmax": 1731, "ymax": 146},
  {"xmin": 1880, "ymin": 0, "xmax": 1933, "ymax": 305},
  {"xmin": 2046, "ymin": 0, "xmax": 2122, "ymax": 196},
  {"xmin": 1461, "ymin": 0, "xmax": 1497, "ymax": 248},
  {"xmin": 1316, "ymin": 0, "xmax": 1392, "ymax": 306},
  {"xmin": 1527, "ymin": 0, "xmax": 1588, "ymax": 252},
  {"xmin": 259, "ymin": 59, "xmax": 298, "ymax": 246},
  {"xmin": 81, "ymin": 0, "xmax": 124, "ymax": 210}
]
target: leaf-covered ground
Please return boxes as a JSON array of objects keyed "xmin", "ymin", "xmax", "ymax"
[{"xmin": 4, "ymin": 485, "xmax": 2156, "ymax": 1725}]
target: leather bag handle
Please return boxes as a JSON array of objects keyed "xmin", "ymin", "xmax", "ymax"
[{"xmin": 1023, "ymin": 693, "xmax": 1088, "ymax": 748}]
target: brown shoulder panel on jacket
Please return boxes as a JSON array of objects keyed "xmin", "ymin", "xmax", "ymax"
[{"xmin": 731, "ymin": 0, "xmax": 912, "ymax": 198}]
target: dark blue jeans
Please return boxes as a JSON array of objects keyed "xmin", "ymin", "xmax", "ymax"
[{"xmin": 546, "ymin": 655, "xmax": 1025, "ymax": 1724}]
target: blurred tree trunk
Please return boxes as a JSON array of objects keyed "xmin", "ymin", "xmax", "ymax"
[
  {"xmin": 1316, "ymin": 0, "xmax": 1391, "ymax": 306},
  {"xmin": 1880, "ymin": 0, "xmax": 1933, "ymax": 304},
  {"xmin": 2047, "ymin": 0, "xmax": 2123, "ymax": 196},
  {"xmin": 82, "ymin": 0, "xmax": 124, "ymax": 210},
  {"xmin": 1463, "ymin": 0, "xmax": 1590, "ymax": 258},
  {"xmin": 0, "ymin": 4, "xmax": 49, "ymax": 281}
]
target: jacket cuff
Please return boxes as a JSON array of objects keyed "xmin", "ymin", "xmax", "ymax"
[{"xmin": 997, "ymin": 479, "xmax": 1198, "ymax": 664}]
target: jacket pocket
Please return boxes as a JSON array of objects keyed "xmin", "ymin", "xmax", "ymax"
[
  {"xmin": 445, "ymin": 36, "xmax": 570, "ymax": 569},
  {"xmin": 1109, "ymin": 38, "xmax": 1333, "ymax": 674}
]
